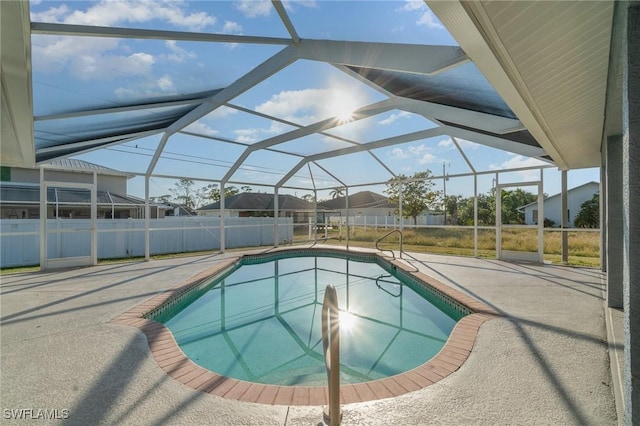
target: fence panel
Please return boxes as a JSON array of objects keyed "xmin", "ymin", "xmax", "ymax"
[{"xmin": 0, "ymin": 217, "xmax": 293, "ymax": 267}]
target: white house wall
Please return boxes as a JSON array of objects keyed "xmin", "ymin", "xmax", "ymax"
[
  {"xmin": 7, "ymin": 166, "xmax": 128, "ymax": 193},
  {"xmin": 524, "ymin": 182, "xmax": 599, "ymax": 227}
]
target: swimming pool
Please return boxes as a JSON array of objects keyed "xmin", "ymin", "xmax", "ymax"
[
  {"xmin": 149, "ymin": 251, "xmax": 466, "ymax": 386},
  {"xmin": 113, "ymin": 247, "xmax": 499, "ymax": 405}
]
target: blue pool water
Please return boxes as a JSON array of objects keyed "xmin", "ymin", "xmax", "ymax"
[{"xmin": 153, "ymin": 253, "xmax": 463, "ymax": 386}]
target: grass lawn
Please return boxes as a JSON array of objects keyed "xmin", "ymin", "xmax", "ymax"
[{"xmin": 303, "ymin": 226, "xmax": 600, "ymax": 268}]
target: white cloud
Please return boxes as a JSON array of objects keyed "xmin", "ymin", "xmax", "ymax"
[
  {"xmin": 234, "ymin": 128, "xmax": 262, "ymax": 144},
  {"xmin": 378, "ymin": 111, "xmax": 412, "ymax": 126},
  {"xmin": 388, "ymin": 144, "xmax": 436, "ymax": 164},
  {"xmin": 438, "ymin": 138, "xmax": 454, "ymax": 148},
  {"xmin": 417, "ymin": 10, "xmax": 445, "ymax": 30},
  {"xmin": 233, "ymin": 120, "xmax": 288, "ymax": 143},
  {"xmin": 491, "ymin": 154, "xmax": 546, "ymax": 170},
  {"xmin": 390, "ymin": 148, "xmax": 409, "ymax": 159},
  {"xmin": 418, "ymin": 153, "xmax": 438, "ymax": 164},
  {"xmin": 222, "ymin": 21, "xmax": 243, "ymax": 34},
  {"xmin": 162, "ymin": 40, "xmax": 197, "ymax": 63},
  {"xmin": 397, "ymin": 1, "xmax": 424, "ymax": 12},
  {"xmin": 30, "ymin": 4, "xmax": 69, "ymax": 22},
  {"xmin": 408, "ymin": 144, "xmax": 429, "ymax": 156},
  {"xmin": 490, "ymin": 155, "xmax": 547, "ymax": 179},
  {"xmin": 234, "ymin": 0, "xmax": 272, "ymax": 18},
  {"xmin": 437, "ymin": 137, "xmax": 480, "ymax": 151},
  {"xmin": 31, "ymin": 1, "xmax": 214, "ymax": 83},
  {"xmin": 47, "ymin": 0, "xmax": 216, "ymax": 31},
  {"xmin": 183, "ymin": 121, "xmax": 219, "ymax": 137},
  {"xmin": 156, "ymin": 75, "xmax": 175, "ymax": 91},
  {"xmin": 255, "ymin": 87, "xmax": 366, "ymax": 125},
  {"xmin": 67, "ymin": 50, "xmax": 155, "ymax": 80},
  {"xmin": 396, "ymin": 1, "xmax": 444, "ymax": 30},
  {"xmin": 207, "ymin": 106, "xmax": 239, "ymax": 119},
  {"xmin": 282, "ymin": 1, "xmax": 318, "ymax": 13}
]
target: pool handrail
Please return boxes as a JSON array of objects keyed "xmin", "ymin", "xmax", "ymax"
[
  {"xmin": 375, "ymin": 229, "xmax": 403, "ymax": 259},
  {"xmin": 322, "ymin": 284, "xmax": 341, "ymax": 426},
  {"xmin": 375, "ymin": 274, "xmax": 403, "ymax": 298}
]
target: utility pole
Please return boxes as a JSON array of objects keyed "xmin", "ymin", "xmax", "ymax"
[{"xmin": 443, "ymin": 161, "xmax": 448, "ymax": 225}]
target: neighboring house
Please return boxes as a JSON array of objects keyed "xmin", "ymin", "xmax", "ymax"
[
  {"xmin": 162, "ymin": 202, "xmax": 196, "ymax": 217},
  {"xmin": 520, "ymin": 181, "xmax": 599, "ymax": 227},
  {"xmin": 197, "ymin": 192, "xmax": 319, "ymax": 222},
  {"xmin": 317, "ymin": 191, "xmax": 396, "ymax": 217},
  {"xmin": 0, "ymin": 159, "xmax": 165, "ymax": 219}
]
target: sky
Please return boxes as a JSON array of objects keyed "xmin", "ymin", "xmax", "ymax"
[{"xmin": 29, "ymin": 0, "xmax": 599, "ymax": 202}]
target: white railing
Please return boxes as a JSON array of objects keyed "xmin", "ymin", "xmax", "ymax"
[{"xmin": 322, "ymin": 284, "xmax": 341, "ymax": 426}]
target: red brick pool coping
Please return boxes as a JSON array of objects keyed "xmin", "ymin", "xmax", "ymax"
[{"xmin": 111, "ymin": 248, "xmax": 500, "ymax": 406}]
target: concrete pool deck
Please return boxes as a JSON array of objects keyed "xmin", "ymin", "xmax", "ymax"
[{"xmin": 0, "ymin": 247, "xmax": 617, "ymax": 425}]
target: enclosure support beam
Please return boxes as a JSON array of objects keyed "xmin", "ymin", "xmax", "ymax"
[
  {"xmin": 39, "ymin": 168, "xmax": 45, "ymax": 271},
  {"xmin": 399, "ymin": 182, "xmax": 403, "ymax": 232},
  {"xmin": 314, "ymin": 190, "xmax": 318, "ymax": 244},
  {"xmin": 474, "ymin": 173, "xmax": 478, "ymax": 257},
  {"xmin": 561, "ymin": 170, "xmax": 568, "ymax": 264},
  {"xmin": 145, "ymin": 175, "xmax": 150, "ymax": 261},
  {"xmin": 538, "ymin": 169, "xmax": 544, "ymax": 263},
  {"xmin": 345, "ymin": 187, "xmax": 349, "ymax": 250},
  {"xmin": 274, "ymin": 188, "xmax": 279, "ymax": 248},
  {"xmin": 495, "ymin": 173, "xmax": 500, "ymax": 259},
  {"xmin": 220, "ymin": 183, "xmax": 226, "ymax": 253},
  {"xmin": 91, "ymin": 172, "xmax": 97, "ymax": 266}
]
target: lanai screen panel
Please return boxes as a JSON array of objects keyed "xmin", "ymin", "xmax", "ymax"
[{"xmin": 26, "ymin": 0, "xmax": 557, "ymax": 196}]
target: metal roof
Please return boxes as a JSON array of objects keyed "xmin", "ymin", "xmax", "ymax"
[
  {"xmin": 318, "ymin": 191, "xmax": 395, "ymax": 210},
  {"xmin": 41, "ymin": 159, "xmax": 132, "ymax": 177},
  {"xmin": 199, "ymin": 192, "xmax": 317, "ymax": 211}
]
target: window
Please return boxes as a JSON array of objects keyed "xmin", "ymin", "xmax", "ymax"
[
  {"xmin": 0, "ymin": 167, "xmax": 11, "ymax": 181},
  {"xmin": 532, "ymin": 209, "xmax": 538, "ymax": 224}
]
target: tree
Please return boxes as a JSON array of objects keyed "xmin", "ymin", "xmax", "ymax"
[
  {"xmin": 301, "ymin": 194, "xmax": 315, "ymax": 203},
  {"xmin": 150, "ymin": 194, "xmax": 171, "ymax": 204},
  {"xmin": 169, "ymin": 179, "xmax": 197, "ymax": 209},
  {"xmin": 574, "ymin": 193, "xmax": 599, "ymax": 228},
  {"xmin": 444, "ymin": 195, "xmax": 461, "ymax": 225},
  {"xmin": 499, "ymin": 188, "xmax": 537, "ymax": 224},
  {"xmin": 454, "ymin": 193, "xmax": 496, "ymax": 226},
  {"xmin": 385, "ymin": 171, "xmax": 440, "ymax": 225},
  {"xmin": 329, "ymin": 187, "xmax": 345, "ymax": 199},
  {"xmin": 199, "ymin": 184, "xmax": 240, "ymax": 204}
]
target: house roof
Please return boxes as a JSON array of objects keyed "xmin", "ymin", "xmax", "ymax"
[
  {"xmin": 198, "ymin": 192, "xmax": 318, "ymax": 211},
  {"xmin": 519, "ymin": 181, "xmax": 599, "ymax": 210},
  {"xmin": 40, "ymin": 159, "xmax": 133, "ymax": 178},
  {"xmin": 317, "ymin": 191, "xmax": 395, "ymax": 210},
  {"xmin": 0, "ymin": 183, "xmax": 157, "ymax": 206}
]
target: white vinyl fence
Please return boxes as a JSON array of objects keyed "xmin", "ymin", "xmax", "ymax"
[
  {"xmin": 0, "ymin": 217, "xmax": 293, "ymax": 268},
  {"xmin": 330, "ymin": 214, "xmax": 445, "ymax": 228}
]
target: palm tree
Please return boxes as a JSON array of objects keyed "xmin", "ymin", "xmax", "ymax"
[{"xmin": 329, "ymin": 187, "xmax": 345, "ymax": 199}]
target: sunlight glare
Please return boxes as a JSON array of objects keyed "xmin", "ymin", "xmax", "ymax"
[
  {"xmin": 326, "ymin": 83, "xmax": 362, "ymax": 124},
  {"xmin": 340, "ymin": 310, "xmax": 357, "ymax": 332}
]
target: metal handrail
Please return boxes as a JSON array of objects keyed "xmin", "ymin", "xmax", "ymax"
[
  {"xmin": 375, "ymin": 229, "xmax": 403, "ymax": 259},
  {"xmin": 375, "ymin": 274, "xmax": 403, "ymax": 297},
  {"xmin": 322, "ymin": 284, "xmax": 341, "ymax": 426}
]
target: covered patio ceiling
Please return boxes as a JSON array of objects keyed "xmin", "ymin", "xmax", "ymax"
[{"xmin": 1, "ymin": 1, "xmax": 613, "ymax": 190}]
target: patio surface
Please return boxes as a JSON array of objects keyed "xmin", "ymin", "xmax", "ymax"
[{"xmin": 0, "ymin": 247, "xmax": 617, "ymax": 425}]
